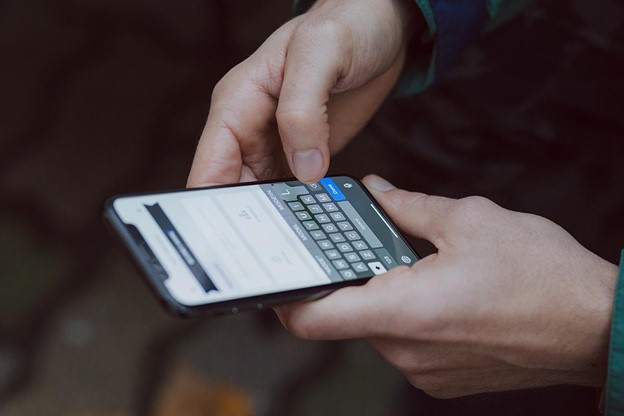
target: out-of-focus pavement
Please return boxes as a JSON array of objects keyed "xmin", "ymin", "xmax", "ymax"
[{"xmin": 0, "ymin": 0, "xmax": 623, "ymax": 415}]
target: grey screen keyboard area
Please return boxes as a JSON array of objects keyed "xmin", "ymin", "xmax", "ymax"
[{"xmin": 259, "ymin": 178, "xmax": 416, "ymax": 283}]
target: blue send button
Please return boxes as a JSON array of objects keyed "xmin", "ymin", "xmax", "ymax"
[{"xmin": 320, "ymin": 178, "xmax": 346, "ymax": 201}]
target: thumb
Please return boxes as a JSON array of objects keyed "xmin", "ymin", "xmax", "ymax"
[
  {"xmin": 275, "ymin": 24, "xmax": 348, "ymax": 183},
  {"xmin": 363, "ymin": 175, "xmax": 454, "ymax": 244}
]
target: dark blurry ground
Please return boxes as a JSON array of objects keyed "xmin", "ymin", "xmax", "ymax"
[{"xmin": 1, "ymin": 0, "xmax": 623, "ymax": 415}]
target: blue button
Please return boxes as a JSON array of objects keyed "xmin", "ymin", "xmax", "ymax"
[{"xmin": 320, "ymin": 178, "xmax": 346, "ymax": 201}]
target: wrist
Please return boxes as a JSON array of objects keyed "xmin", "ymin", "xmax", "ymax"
[{"xmin": 575, "ymin": 259, "xmax": 618, "ymax": 387}]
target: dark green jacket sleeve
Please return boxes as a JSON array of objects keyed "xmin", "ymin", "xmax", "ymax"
[
  {"xmin": 397, "ymin": 0, "xmax": 530, "ymax": 94},
  {"xmin": 606, "ymin": 250, "xmax": 624, "ymax": 415}
]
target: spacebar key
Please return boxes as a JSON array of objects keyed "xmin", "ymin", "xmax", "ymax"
[{"xmin": 338, "ymin": 201, "xmax": 382, "ymax": 248}]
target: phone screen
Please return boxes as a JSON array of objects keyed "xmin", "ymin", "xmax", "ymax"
[{"xmin": 110, "ymin": 176, "xmax": 417, "ymax": 307}]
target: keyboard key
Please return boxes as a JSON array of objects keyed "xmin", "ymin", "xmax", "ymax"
[
  {"xmin": 332, "ymin": 259, "xmax": 349, "ymax": 270},
  {"xmin": 322, "ymin": 203, "xmax": 338, "ymax": 212},
  {"xmin": 340, "ymin": 269, "xmax": 357, "ymax": 280},
  {"xmin": 345, "ymin": 252, "xmax": 360, "ymax": 262},
  {"xmin": 320, "ymin": 177, "xmax": 346, "ymax": 201},
  {"xmin": 360, "ymin": 250, "xmax": 375, "ymax": 260},
  {"xmin": 329, "ymin": 212, "xmax": 345, "ymax": 221},
  {"xmin": 338, "ymin": 201, "xmax": 383, "ymax": 248},
  {"xmin": 337, "ymin": 221, "xmax": 353, "ymax": 231},
  {"xmin": 345, "ymin": 231, "xmax": 360, "ymax": 241},
  {"xmin": 368, "ymin": 261, "xmax": 387, "ymax": 275},
  {"xmin": 352, "ymin": 240, "xmax": 368, "ymax": 250},
  {"xmin": 315, "ymin": 214, "xmax": 330, "ymax": 223},
  {"xmin": 310, "ymin": 230, "xmax": 326, "ymax": 240},
  {"xmin": 337, "ymin": 242, "xmax": 353, "ymax": 253},
  {"xmin": 325, "ymin": 249, "xmax": 341, "ymax": 259},
  {"xmin": 300, "ymin": 195, "xmax": 316, "ymax": 204},
  {"xmin": 308, "ymin": 205, "xmax": 323, "ymax": 214},
  {"xmin": 352, "ymin": 262, "xmax": 368, "ymax": 272},
  {"xmin": 316, "ymin": 193, "xmax": 331, "ymax": 202},
  {"xmin": 307, "ymin": 182, "xmax": 321, "ymax": 191},
  {"xmin": 322, "ymin": 223, "xmax": 338, "ymax": 233},
  {"xmin": 302, "ymin": 221, "xmax": 319, "ymax": 231},
  {"xmin": 375, "ymin": 248, "xmax": 398, "ymax": 268},
  {"xmin": 274, "ymin": 184, "xmax": 309, "ymax": 202},
  {"xmin": 296, "ymin": 211, "xmax": 312, "ymax": 221},
  {"xmin": 288, "ymin": 202, "xmax": 304, "ymax": 211},
  {"xmin": 329, "ymin": 233, "xmax": 346, "ymax": 243},
  {"xmin": 318, "ymin": 240, "xmax": 333, "ymax": 250}
]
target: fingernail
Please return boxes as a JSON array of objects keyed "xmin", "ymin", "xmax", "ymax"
[
  {"xmin": 366, "ymin": 175, "xmax": 396, "ymax": 192},
  {"xmin": 293, "ymin": 149, "xmax": 323, "ymax": 182}
]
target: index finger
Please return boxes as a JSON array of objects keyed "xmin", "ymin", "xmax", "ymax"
[
  {"xmin": 187, "ymin": 64, "xmax": 279, "ymax": 187},
  {"xmin": 187, "ymin": 111, "xmax": 243, "ymax": 187}
]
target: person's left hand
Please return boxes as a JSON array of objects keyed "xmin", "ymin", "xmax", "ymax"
[
  {"xmin": 187, "ymin": 0, "xmax": 415, "ymax": 187},
  {"xmin": 276, "ymin": 175, "xmax": 617, "ymax": 398}
]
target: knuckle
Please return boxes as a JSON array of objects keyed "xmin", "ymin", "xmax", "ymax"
[
  {"xmin": 211, "ymin": 76, "xmax": 230, "ymax": 101},
  {"xmin": 450, "ymin": 196, "xmax": 498, "ymax": 224},
  {"xmin": 275, "ymin": 110, "xmax": 329, "ymax": 147},
  {"xmin": 281, "ymin": 313, "xmax": 317, "ymax": 340},
  {"xmin": 295, "ymin": 18, "xmax": 349, "ymax": 46},
  {"xmin": 423, "ymin": 387, "xmax": 456, "ymax": 400},
  {"xmin": 458, "ymin": 195, "xmax": 496, "ymax": 213},
  {"xmin": 275, "ymin": 109, "xmax": 308, "ymax": 130},
  {"xmin": 290, "ymin": 325, "xmax": 314, "ymax": 340},
  {"xmin": 211, "ymin": 62, "xmax": 245, "ymax": 100},
  {"xmin": 375, "ymin": 340, "xmax": 429, "ymax": 375},
  {"xmin": 386, "ymin": 189, "xmax": 427, "ymax": 211},
  {"xmin": 386, "ymin": 351, "xmax": 418, "ymax": 373},
  {"xmin": 407, "ymin": 375, "xmax": 452, "ymax": 399}
]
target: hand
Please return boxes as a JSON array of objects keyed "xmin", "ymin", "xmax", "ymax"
[
  {"xmin": 276, "ymin": 175, "xmax": 618, "ymax": 398},
  {"xmin": 187, "ymin": 0, "xmax": 418, "ymax": 187}
]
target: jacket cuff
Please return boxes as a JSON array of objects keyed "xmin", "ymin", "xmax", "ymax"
[
  {"xmin": 397, "ymin": 0, "xmax": 488, "ymax": 95},
  {"xmin": 394, "ymin": 0, "xmax": 437, "ymax": 95},
  {"xmin": 605, "ymin": 249, "xmax": 624, "ymax": 415},
  {"xmin": 398, "ymin": 0, "xmax": 534, "ymax": 96}
]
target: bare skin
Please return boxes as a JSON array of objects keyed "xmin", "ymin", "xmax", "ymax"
[
  {"xmin": 187, "ymin": 0, "xmax": 416, "ymax": 186},
  {"xmin": 188, "ymin": 0, "xmax": 618, "ymax": 399},
  {"xmin": 276, "ymin": 175, "xmax": 617, "ymax": 398}
]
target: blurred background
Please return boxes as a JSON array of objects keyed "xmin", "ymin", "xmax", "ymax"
[{"xmin": 0, "ymin": 0, "xmax": 623, "ymax": 415}]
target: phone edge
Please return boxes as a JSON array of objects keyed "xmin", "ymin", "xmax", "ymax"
[
  {"xmin": 103, "ymin": 198, "xmax": 197, "ymax": 318},
  {"xmin": 102, "ymin": 175, "xmax": 419, "ymax": 317}
]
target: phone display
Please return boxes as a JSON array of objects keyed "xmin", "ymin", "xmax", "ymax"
[{"xmin": 105, "ymin": 176, "xmax": 418, "ymax": 316}]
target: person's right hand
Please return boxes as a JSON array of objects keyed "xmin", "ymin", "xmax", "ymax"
[
  {"xmin": 187, "ymin": 0, "xmax": 419, "ymax": 187},
  {"xmin": 276, "ymin": 175, "xmax": 618, "ymax": 398}
]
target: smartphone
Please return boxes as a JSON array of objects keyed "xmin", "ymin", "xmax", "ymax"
[{"xmin": 104, "ymin": 175, "xmax": 418, "ymax": 317}]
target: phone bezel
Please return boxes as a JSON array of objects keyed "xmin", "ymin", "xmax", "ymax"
[{"xmin": 103, "ymin": 175, "xmax": 418, "ymax": 318}]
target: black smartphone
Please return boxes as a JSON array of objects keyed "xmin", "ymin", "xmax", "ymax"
[{"xmin": 104, "ymin": 175, "xmax": 418, "ymax": 317}]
